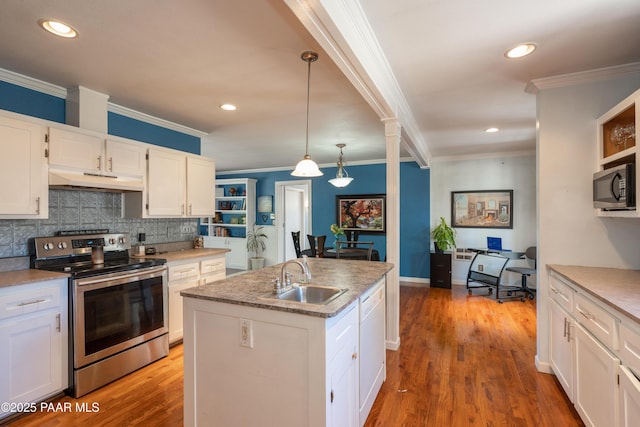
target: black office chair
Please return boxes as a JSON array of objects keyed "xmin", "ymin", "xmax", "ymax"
[
  {"xmin": 505, "ymin": 246, "xmax": 537, "ymax": 300},
  {"xmin": 306, "ymin": 234, "xmax": 326, "ymax": 258}
]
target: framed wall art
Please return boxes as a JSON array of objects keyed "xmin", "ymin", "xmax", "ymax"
[
  {"xmin": 451, "ymin": 190, "xmax": 513, "ymax": 229},
  {"xmin": 336, "ymin": 194, "xmax": 386, "ymax": 233}
]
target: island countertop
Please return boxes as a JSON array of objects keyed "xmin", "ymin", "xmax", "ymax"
[
  {"xmin": 181, "ymin": 257, "xmax": 394, "ymax": 318},
  {"xmin": 548, "ymin": 264, "xmax": 640, "ymax": 323}
]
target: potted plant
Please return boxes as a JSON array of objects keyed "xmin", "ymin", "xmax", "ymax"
[
  {"xmin": 246, "ymin": 223, "xmax": 267, "ymax": 269},
  {"xmin": 431, "ymin": 217, "xmax": 456, "ymax": 253}
]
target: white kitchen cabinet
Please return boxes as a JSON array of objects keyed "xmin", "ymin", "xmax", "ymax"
[
  {"xmin": 549, "ymin": 273, "xmax": 577, "ymax": 402},
  {"xmin": 550, "ymin": 298, "xmax": 575, "ymax": 402},
  {"xmin": 619, "ymin": 365, "xmax": 640, "ymax": 427},
  {"xmin": 327, "ymin": 305, "xmax": 359, "ymax": 427},
  {"xmin": 574, "ymin": 321, "xmax": 620, "ymax": 427},
  {"xmin": 125, "ymin": 148, "xmax": 215, "ymax": 218},
  {"xmin": 104, "ymin": 138, "xmax": 146, "ymax": 176},
  {"xmin": 0, "ymin": 116, "xmax": 48, "ymax": 218},
  {"xmin": 358, "ymin": 279, "xmax": 386, "ymax": 425},
  {"xmin": 204, "ymin": 236, "xmax": 247, "ymax": 270},
  {"xmin": 48, "ymin": 127, "xmax": 103, "ymax": 172},
  {"xmin": 0, "ymin": 278, "xmax": 68, "ymax": 420},
  {"xmin": 167, "ymin": 255, "xmax": 226, "ymax": 344}
]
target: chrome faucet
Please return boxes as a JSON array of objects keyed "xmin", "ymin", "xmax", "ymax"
[{"xmin": 280, "ymin": 259, "xmax": 311, "ymax": 289}]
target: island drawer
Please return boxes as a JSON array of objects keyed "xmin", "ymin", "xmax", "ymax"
[
  {"xmin": 326, "ymin": 304, "xmax": 358, "ymax": 361},
  {"xmin": 549, "ymin": 272, "xmax": 576, "ymax": 313},
  {"xmin": 574, "ymin": 292, "xmax": 619, "ymax": 350},
  {"xmin": 620, "ymin": 321, "xmax": 640, "ymax": 376}
]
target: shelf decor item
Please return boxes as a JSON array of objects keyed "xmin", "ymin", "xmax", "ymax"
[{"xmin": 431, "ymin": 217, "xmax": 456, "ymax": 253}]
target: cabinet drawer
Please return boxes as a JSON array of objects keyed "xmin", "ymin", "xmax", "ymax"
[
  {"xmin": 574, "ymin": 292, "xmax": 619, "ymax": 350},
  {"xmin": 620, "ymin": 322, "xmax": 640, "ymax": 376},
  {"xmin": 0, "ymin": 284, "xmax": 61, "ymax": 321},
  {"xmin": 200, "ymin": 257, "xmax": 225, "ymax": 276},
  {"xmin": 168, "ymin": 262, "xmax": 199, "ymax": 282},
  {"xmin": 549, "ymin": 272, "xmax": 576, "ymax": 313},
  {"xmin": 326, "ymin": 304, "xmax": 358, "ymax": 361}
]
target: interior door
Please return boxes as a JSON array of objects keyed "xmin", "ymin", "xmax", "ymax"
[{"xmin": 275, "ymin": 180, "xmax": 311, "ymax": 263}]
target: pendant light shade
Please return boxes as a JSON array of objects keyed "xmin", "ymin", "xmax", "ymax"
[
  {"xmin": 292, "ymin": 51, "xmax": 323, "ymax": 177},
  {"xmin": 328, "ymin": 144, "xmax": 353, "ymax": 187}
]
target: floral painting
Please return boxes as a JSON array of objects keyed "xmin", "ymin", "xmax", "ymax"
[{"xmin": 336, "ymin": 194, "xmax": 386, "ymax": 233}]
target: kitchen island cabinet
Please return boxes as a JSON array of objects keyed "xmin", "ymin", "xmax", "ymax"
[
  {"xmin": 547, "ymin": 265, "xmax": 640, "ymax": 427},
  {"xmin": 181, "ymin": 258, "xmax": 393, "ymax": 427}
]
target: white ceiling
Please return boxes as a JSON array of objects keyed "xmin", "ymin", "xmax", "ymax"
[{"xmin": 0, "ymin": 0, "xmax": 639, "ymax": 172}]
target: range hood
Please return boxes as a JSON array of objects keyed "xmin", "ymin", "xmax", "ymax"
[{"xmin": 49, "ymin": 170, "xmax": 144, "ymax": 192}]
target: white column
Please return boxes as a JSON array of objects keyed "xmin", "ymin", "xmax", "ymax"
[{"xmin": 383, "ymin": 118, "xmax": 401, "ymax": 350}]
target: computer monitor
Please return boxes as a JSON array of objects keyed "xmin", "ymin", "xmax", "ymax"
[{"xmin": 487, "ymin": 237, "xmax": 502, "ymax": 251}]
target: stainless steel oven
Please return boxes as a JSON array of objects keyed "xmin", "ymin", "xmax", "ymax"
[{"xmin": 31, "ymin": 231, "xmax": 169, "ymax": 398}]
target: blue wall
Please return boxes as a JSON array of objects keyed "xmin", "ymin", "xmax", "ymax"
[
  {"xmin": 0, "ymin": 81, "xmax": 199, "ymax": 151},
  {"xmin": 219, "ymin": 162, "xmax": 430, "ymax": 278},
  {"xmin": 108, "ymin": 112, "xmax": 200, "ymax": 154}
]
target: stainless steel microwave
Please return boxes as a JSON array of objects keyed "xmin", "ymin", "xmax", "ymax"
[{"xmin": 593, "ymin": 163, "xmax": 635, "ymax": 210}]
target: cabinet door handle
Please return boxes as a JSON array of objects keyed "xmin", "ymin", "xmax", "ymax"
[
  {"xmin": 189, "ymin": 204, "xmax": 193, "ymax": 215},
  {"xmin": 181, "ymin": 204, "xmax": 185, "ymax": 215},
  {"xmin": 56, "ymin": 313, "xmax": 61, "ymax": 332},
  {"xmin": 35, "ymin": 196, "xmax": 40, "ymax": 214},
  {"xmin": 563, "ymin": 318, "xmax": 567, "ymax": 338},
  {"xmin": 577, "ymin": 307, "xmax": 595, "ymax": 321},
  {"xmin": 97, "ymin": 155, "xmax": 102, "ymax": 170},
  {"xmin": 108, "ymin": 157, "xmax": 113, "ymax": 172},
  {"xmin": 17, "ymin": 298, "xmax": 45, "ymax": 307},
  {"xmin": 330, "ymin": 390, "xmax": 334, "ymax": 403}
]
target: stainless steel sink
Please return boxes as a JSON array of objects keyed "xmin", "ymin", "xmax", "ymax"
[{"xmin": 273, "ymin": 285, "xmax": 347, "ymax": 305}]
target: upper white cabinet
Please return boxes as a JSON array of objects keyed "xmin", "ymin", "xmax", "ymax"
[
  {"xmin": 595, "ymin": 88, "xmax": 640, "ymax": 218},
  {"xmin": 0, "ymin": 115, "xmax": 48, "ymax": 218},
  {"xmin": 48, "ymin": 128, "xmax": 145, "ymax": 177},
  {"xmin": 124, "ymin": 148, "xmax": 215, "ymax": 218}
]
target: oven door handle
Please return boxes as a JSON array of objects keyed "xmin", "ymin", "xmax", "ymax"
[{"xmin": 74, "ymin": 265, "xmax": 167, "ymax": 288}]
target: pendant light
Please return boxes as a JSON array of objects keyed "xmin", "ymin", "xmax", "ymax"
[
  {"xmin": 328, "ymin": 144, "xmax": 354, "ymax": 187},
  {"xmin": 291, "ymin": 51, "xmax": 323, "ymax": 177}
]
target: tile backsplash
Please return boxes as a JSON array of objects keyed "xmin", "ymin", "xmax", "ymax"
[{"xmin": 0, "ymin": 189, "xmax": 199, "ymax": 258}]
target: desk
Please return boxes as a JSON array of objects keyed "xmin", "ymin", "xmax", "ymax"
[
  {"xmin": 469, "ymin": 248, "xmax": 525, "ymax": 260},
  {"xmin": 323, "ymin": 247, "xmax": 381, "ymax": 261}
]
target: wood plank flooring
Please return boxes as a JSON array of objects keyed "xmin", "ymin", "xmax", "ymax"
[{"xmin": 5, "ymin": 284, "xmax": 583, "ymax": 427}]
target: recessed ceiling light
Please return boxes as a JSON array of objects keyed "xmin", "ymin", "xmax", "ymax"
[
  {"xmin": 38, "ymin": 19, "xmax": 78, "ymax": 38},
  {"xmin": 219, "ymin": 104, "xmax": 237, "ymax": 111},
  {"xmin": 504, "ymin": 43, "xmax": 536, "ymax": 59},
  {"xmin": 485, "ymin": 127, "xmax": 499, "ymax": 133}
]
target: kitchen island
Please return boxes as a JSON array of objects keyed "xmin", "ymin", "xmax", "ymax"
[{"xmin": 181, "ymin": 257, "xmax": 393, "ymax": 427}]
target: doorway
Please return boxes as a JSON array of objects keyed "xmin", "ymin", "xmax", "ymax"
[{"xmin": 275, "ymin": 180, "xmax": 312, "ymax": 263}]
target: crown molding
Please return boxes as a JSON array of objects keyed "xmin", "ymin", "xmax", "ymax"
[
  {"xmin": 0, "ymin": 67, "xmax": 207, "ymax": 138},
  {"xmin": 0, "ymin": 67, "xmax": 67, "ymax": 98},
  {"xmin": 525, "ymin": 62, "xmax": 640, "ymax": 94},
  {"xmin": 430, "ymin": 149, "xmax": 535, "ymax": 163},
  {"xmin": 107, "ymin": 103, "xmax": 208, "ymax": 138}
]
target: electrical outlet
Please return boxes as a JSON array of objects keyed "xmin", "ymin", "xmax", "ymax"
[
  {"xmin": 478, "ymin": 264, "xmax": 484, "ymax": 272},
  {"xmin": 240, "ymin": 318, "xmax": 253, "ymax": 348}
]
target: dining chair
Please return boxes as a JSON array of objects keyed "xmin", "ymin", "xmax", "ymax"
[
  {"xmin": 344, "ymin": 230, "xmax": 360, "ymax": 248},
  {"xmin": 307, "ymin": 234, "xmax": 326, "ymax": 257},
  {"xmin": 336, "ymin": 241, "xmax": 374, "ymax": 261},
  {"xmin": 291, "ymin": 231, "xmax": 302, "ymax": 258}
]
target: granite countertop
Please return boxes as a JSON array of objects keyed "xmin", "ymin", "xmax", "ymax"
[
  {"xmin": 0, "ymin": 269, "xmax": 70, "ymax": 289},
  {"xmin": 133, "ymin": 247, "xmax": 229, "ymax": 263},
  {"xmin": 181, "ymin": 257, "xmax": 394, "ymax": 318},
  {"xmin": 548, "ymin": 264, "xmax": 640, "ymax": 323}
]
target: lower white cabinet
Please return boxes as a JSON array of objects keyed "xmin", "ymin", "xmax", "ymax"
[
  {"xmin": 619, "ymin": 365, "xmax": 640, "ymax": 427},
  {"xmin": 550, "ymin": 298, "xmax": 575, "ymax": 401},
  {"xmin": 0, "ymin": 278, "xmax": 68, "ymax": 420},
  {"xmin": 204, "ymin": 236, "xmax": 247, "ymax": 270},
  {"xmin": 574, "ymin": 321, "xmax": 620, "ymax": 427},
  {"xmin": 167, "ymin": 256, "xmax": 226, "ymax": 344}
]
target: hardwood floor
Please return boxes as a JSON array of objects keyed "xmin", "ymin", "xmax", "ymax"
[{"xmin": 5, "ymin": 285, "xmax": 583, "ymax": 426}]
